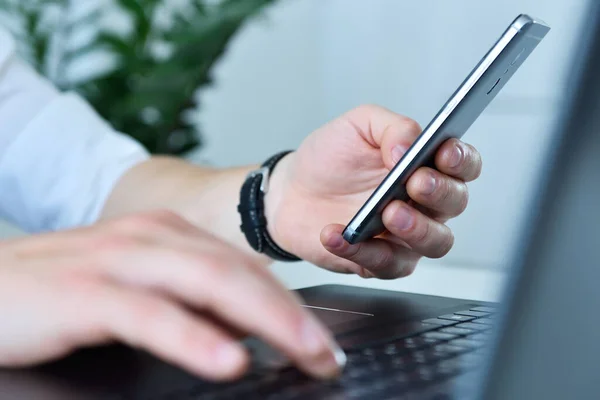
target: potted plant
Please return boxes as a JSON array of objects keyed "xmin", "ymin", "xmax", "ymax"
[{"xmin": 0, "ymin": 0, "xmax": 277, "ymax": 155}]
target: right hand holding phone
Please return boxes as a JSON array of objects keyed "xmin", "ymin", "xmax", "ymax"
[{"xmin": 265, "ymin": 105, "xmax": 483, "ymax": 279}]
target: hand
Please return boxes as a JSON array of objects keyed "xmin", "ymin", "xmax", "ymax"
[
  {"xmin": 0, "ymin": 211, "xmax": 344, "ymax": 381},
  {"xmin": 266, "ymin": 105, "xmax": 483, "ymax": 279}
]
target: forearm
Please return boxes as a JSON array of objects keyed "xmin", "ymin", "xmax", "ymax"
[{"xmin": 101, "ymin": 156, "xmax": 274, "ymax": 265}]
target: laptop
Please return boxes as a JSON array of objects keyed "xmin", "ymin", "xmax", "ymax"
[{"xmin": 1, "ymin": 3, "xmax": 599, "ymax": 399}]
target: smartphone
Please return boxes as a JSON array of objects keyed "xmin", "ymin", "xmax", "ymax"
[{"xmin": 343, "ymin": 14, "xmax": 550, "ymax": 244}]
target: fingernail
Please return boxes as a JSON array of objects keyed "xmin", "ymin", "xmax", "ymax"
[
  {"xmin": 332, "ymin": 342, "xmax": 347, "ymax": 369},
  {"xmin": 422, "ymin": 172, "xmax": 437, "ymax": 195},
  {"xmin": 317, "ymin": 342, "xmax": 346, "ymax": 379},
  {"xmin": 391, "ymin": 144, "xmax": 409, "ymax": 164},
  {"xmin": 449, "ymin": 143, "xmax": 464, "ymax": 168},
  {"xmin": 393, "ymin": 205, "xmax": 414, "ymax": 231},
  {"xmin": 301, "ymin": 317, "xmax": 347, "ymax": 379},
  {"xmin": 215, "ymin": 342, "xmax": 245, "ymax": 370},
  {"xmin": 326, "ymin": 233, "xmax": 345, "ymax": 249},
  {"xmin": 302, "ymin": 317, "xmax": 330, "ymax": 356}
]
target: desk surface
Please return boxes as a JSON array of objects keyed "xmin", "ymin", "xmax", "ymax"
[{"xmin": 271, "ymin": 260, "xmax": 506, "ymax": 303}]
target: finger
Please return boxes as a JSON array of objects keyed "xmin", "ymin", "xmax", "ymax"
[
  {"xmin": 406, "ymin": 167, "xmax": 469, "ymax": 219},
  {"xmin": 321, "ymin": 224, "xmax": 419, "ymax": 279},
  {"xmin": 107, "ymin": 210, "xmax": 209, "ymax": 245},
  {"xmin": 96, "ymin": 248, "xmax": 345, "ymax": 380},
  {"xmin": 435, "ymin": 139, "xmax": 483, "ymax": 182},
  {"xmin": 381, "ymin": 201, "xmax": 454, "ymax": 259},
  {"xmin": 76, "ymin": 282, "xmax": 248, "ymax": 381},
  {"xmin": 342, "ymin": 105, "xmax": 422, "ymax": 169},
  {"xmin": 7, "ymin": 210, "xmax": 209, "ymax": 260}
]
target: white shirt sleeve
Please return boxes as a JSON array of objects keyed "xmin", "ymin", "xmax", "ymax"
[{"xmin": 0, "ymin": 27, "xmax": 150, "ymax": 233}]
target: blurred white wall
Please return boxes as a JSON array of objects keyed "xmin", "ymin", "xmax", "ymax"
[{"xmin": 0, "ymin": 0, "xmax": 589, "ymax": 301}]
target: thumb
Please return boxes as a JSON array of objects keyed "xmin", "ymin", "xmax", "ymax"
[
  {"xmin": 342, "ymin": 105, "xmax": 422, "ymax": 170},
  {"xmin": 382, "ymin": 126, "xmax": 413, "ymax": 171}
]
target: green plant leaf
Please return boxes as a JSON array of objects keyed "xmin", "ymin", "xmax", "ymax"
[
  {"xmin": 6, "ymin": 0, "xmax": 280, "ymax": 155},
  {"xmin": 64, "ymin": 8, "xmax": 102, "ymax": 33},
  {"xmin": 115, "ymin": 0, "xmax": 154, "ymax": 43},
  {"xmin": 96, "ymin": 32, "xmax": 133, "ymax": 57}
]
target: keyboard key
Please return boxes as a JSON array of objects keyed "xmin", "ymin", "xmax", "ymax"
[
  {"xmin": 337, "ymin": 321, "xmax": 439, "ymax": 349},
  {"xmin": 361, "ymin": 347, "xmax": 377, "ymax": 357},
  {"xmin": 412, "ymin": 365, "xmax": 437, "ymax": 383},
  {"xmin": 386, "ymin": 355, "xmax": 415, "ymax": 370},
  {"xmin": 380, "ymin": 393, "xmax": 421, "ymax": 400},
  {"xmin": 448, "ymin": 338, "xmax": 483, "ymax": 349},
  {"xmin": 469, "ymin": 318, "xmax": 495, "ymax": 326},
  {"xmin": 410, "ymin": 350, "xmax": 434, "ymax": 364},
  {"xmin": 343, "ymin": 386, "xmax": 374, "ymax": 399},
  {"xmin": 346, "ymin": 367, "xmax": 373, "ymax": 379},
  {"xmin": 468, "ymin": 333, "xmax": 492, "ymax": 342},
  {"xmin": 401, "ymin": 336, "xmax": 435, "ymax": 350},
  {"xmin": 454, "ymin": 352, "xmax": 485, "ymax": 369},
  {"xmin": 368, "ymin": 363, "xmax": 385, "ymax": 373},
  {"xmin": 470, "ymin": 306, "xmax": 496, "ymax": 313},
  {"xmin": 435, "ymin": 358, "xmax": 465, "ymax": 376},
  {"xmin": 406, "ymin": 336, "xmax": 431, "ymax": 345},
  {"xmin": 438, "ymin": 314, "xmax": 475, "ymax": 322},
  {"xmin": 383, "ymin": 343, "xmax": 403, "ymax": 355},
  {"xmin": 423, "ymin": 318, "xmax": 458, "ymax": 326},
  {"xmin": 439, "ymin": 327, "xmax": 477, "ymax": 336},
  {"xmin": 345, "ymin": 353, "xmax": 364, "ymax": 364},
  {"xmin": 320, "ymin": 394, "xmax": 348, "ymax": 400},
  {"xmin": 383, "ymin": 339, "xmax": 433, "ymax": 356},
  {"xmin": 454, "ymin": 322, "xmax": 490, "ymax": 331},
  {"xmin": 432, "ymin": 344, "xmax": 466, "ymax": 355},
  {"xmin": 390, "ymin": 371, "xmax": 411, "ymax": 385},
  {"xmin": 344, "ymin": 380, "xmax": 390, "ymax": 398},
  {"xmin": 422, "ymin": 331, "xmax": 458, "ymax": 341},
  {"xmin": 454, "ymin": 311, "xmax": 489, "ymax": 318}
]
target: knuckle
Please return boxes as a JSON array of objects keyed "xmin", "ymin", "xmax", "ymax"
[
  {"xmin": 371, "ymin": 250, "xmax": 397, "ymax": 271},
  {"xmin": 113, "ymin": 213, "xmax": 160, "ymax": 232},
  {"xmin": 130, "ymin": 297, "xmax": 178, "ymax": 337},
  {"xmin": 145, "ymin": 209, "xmax": 185, "ymax": 225},
  {"xmin": 56, "ymin": 273, "xmax": 101, "ymax": 304},
  {"xmin": 467, "ymin": 144, "xmax": 483, "ymax": 178},
  {"xmin": 432, "ymin": 230, "xmax": 455, "ymax": 259},
  {"xmin": 92, "ymin": 233, "xmax": 139, "ymax": 253},
  {"xmin": 399, "ymin": 262, "xmax": 418, "ymax": 278},
  {"xmin": 434, "ymin": 175, "xmax": 453, "ymax": 204},
  {"xmin": 346, "ymin": 243, "xmax": 364, "ymax": 263},
  {"xmin": 402, "ymin": 117, "xmax": 422, "ymax": 137},
  {"xmin": 457, "ymin": 186, "xmax": 470, "ymax": 215},
  {"xmin": 287, "ymin": 303, "xmax": 311, "ymax": 328},
  {"xmin": 354, "ymin": 103, "xmax": 384, "ymax": 116},
  {"xmin": 134, "ymin": 299, "xmax": 166, "ymax": 324},
  {"xmin": 473, "ymin": 158, "xmax": 484, "ymax": 180},
  {"xmin": 412, "ymin": 218, "xmax": 431, "ymax": 245},
  {"xmin": 195, "ymin": 253, "xmax": 236, "ymax": 284}
]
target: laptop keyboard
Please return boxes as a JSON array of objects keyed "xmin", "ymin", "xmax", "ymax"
[{"xmin": 158, "ymin": 306, "xmax": 497, "ymax": 400}]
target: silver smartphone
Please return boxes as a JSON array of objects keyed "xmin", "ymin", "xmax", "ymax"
[{"xmin": 343, "ymin": 14, "xmax": 550, "ymax": 244}]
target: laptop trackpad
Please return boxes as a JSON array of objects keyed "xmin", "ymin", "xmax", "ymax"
[{"xmin": 302, "ymin": 305, "xmax": 374, "ymax": 326}]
